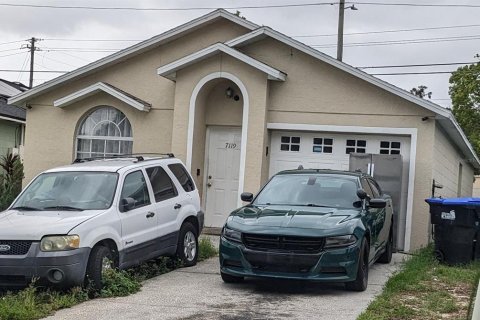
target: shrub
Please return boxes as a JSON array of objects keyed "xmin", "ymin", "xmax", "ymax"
[{"xmin": 0, "ymin": 153, "xmax": 24, "ymax": 211}]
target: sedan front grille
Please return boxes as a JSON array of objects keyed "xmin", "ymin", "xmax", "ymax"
[
  {"xmin": 0, "ymin": 240, "xmax": 33, "ymax": 255},
  {"xmin": 242, "ymin": 234, "xmax": 325, "ymax": 254}
]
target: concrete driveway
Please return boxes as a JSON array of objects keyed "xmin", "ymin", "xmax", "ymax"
[{"xmin": 47, "ymin": 251, "xmax": 404, "ymax": 320}]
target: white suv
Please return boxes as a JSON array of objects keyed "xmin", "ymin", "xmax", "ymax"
[{"xmin": 0, "ymin": 155, "xmax": 203, "ymax": 289}]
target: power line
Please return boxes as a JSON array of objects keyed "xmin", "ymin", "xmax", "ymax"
[
  {"xmin": 310, "ymin": 34, "xmax": 480, "ymax": 48},
  {"xmin": 0, "ymin": 51, "xmax": 25, "ymax": 58},
  {"xmin": 372, "ymin": 71, "xmax": 455, "ymax": 75},
  {"xmin": 0, "ymin": 48, "xmax": 25, "ymax": 53},
  {"xmin": 0, "ymin": 39, "xmax": 27, "ymax": 46},
  {"xmin": 1, "ymin": 2, "xmax": 480, "ymax": 11},
  {"xmin": 0, "ymin": 2, "xmax": 338, "ymax": 11},
  {"xmin": 354, "ymin": 2, "xmax": 480, "ymax": 8},
  {"xmin": 294, "ymin": 23, "xmax": 480, "ymax": 38},
  {"xmin": 42, "ymin": 38, "xmax": 142, "ymax": 42},
  {"xmin": 0, "ymin": 69, "xmax": 68, "ymax": 73},
  {"xmin": 359, "ymin": 61, "xmax": 478, "ymax": 69}
]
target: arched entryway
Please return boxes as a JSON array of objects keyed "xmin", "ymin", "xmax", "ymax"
[{"xmin": 187, "ymin": 72, "xmax": 249, "ymax": 228}]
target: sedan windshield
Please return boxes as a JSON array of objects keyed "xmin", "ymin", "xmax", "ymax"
[
  {"xmin": 254, "ymin": 174, "xmax": 360, "ymax": 209},
  {"xmin": 12, "ymin": 171, "xmax": 118, "ymax": 211}
]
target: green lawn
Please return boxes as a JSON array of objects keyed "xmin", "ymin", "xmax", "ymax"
[
  {"xmin": 0, "ymin": 237, "xmax": 218, "ymax": 320},
  {"xmin": 358, "ymin": 246, "xmax": 480, "ymax": 320}
]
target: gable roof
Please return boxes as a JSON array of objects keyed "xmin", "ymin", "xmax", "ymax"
[
  {"xmin": 226, "ymin": 27, "xmax": 480, "ymax": 168},
  {"xmin": 0, "ymin": 95, "xmax": 26, "ymax": 123},
  {"xmin": 53, "ymin": 82, "xmax": 151, "ymax": 112},
  {"xmin": 0, "ymin": 79, "xmax": 28, "ymax": 97},
  {"xmin": 7, "ymin": 9, "xmax": 478, "ymax": 168},
  {"xmin": 157, "ymin": 43, "xmax": 286, "ymax": 81},
  {"xmin": 8, "ymin": 9, "xmax": 258, "ymax": 106}
]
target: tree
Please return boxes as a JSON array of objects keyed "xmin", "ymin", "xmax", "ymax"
[
  {"xmin": 449, "ymin": 56, "xmax": 480, "ymax": 158},
  {"xmin": 0, "ymin": 153, "xmax": 24, "ymax": 211},
  {"xmin": 410, "ymin": 85, "xmax": 432, "ymax": 99}
]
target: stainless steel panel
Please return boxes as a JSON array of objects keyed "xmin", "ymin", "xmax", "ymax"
[{"xmin": 349, "ymin": 153, "xmax": 405, "ymax": 251}]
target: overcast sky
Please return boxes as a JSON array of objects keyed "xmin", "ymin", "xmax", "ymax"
[{"xmin": 0, "ymin": 0, "xmax": 479, "ymax": 108}]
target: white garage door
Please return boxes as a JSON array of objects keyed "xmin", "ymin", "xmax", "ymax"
[
  {"xmin": 269, "ymin": 131, "xmax": 410, "ymax": 177},
  {"xmin": 269, "ymin": 130, "xmax": 411, "ymax": 250}
]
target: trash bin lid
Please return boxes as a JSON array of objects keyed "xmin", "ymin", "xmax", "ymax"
[{"xmin": 425, "ymin": 197, "xmax": 480, "ymax": 206}]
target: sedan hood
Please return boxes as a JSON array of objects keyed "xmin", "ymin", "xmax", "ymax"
[
  {"xmin": 227, "ymin": 205, "xmax": 361, "ymax": 236},
  {"xmin": 0, "ymin": 209, "xmax": 105, "ymax": 240}
]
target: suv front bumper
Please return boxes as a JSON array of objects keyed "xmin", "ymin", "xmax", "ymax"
[
  {"xmin": 0, "ymin": 242, "xmax": 90, "ymax": 287},
  {"xmin": 219, "ymin": 236, "xmax": 361, "ymax": 282}
]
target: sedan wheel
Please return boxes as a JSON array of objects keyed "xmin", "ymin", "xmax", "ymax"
[{"xmin": 345, "ymin": 238, "xmax": 369, "ymax": 292}]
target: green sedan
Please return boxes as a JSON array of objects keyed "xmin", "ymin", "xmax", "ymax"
[{"xmin": 219, "ymin": 169, "xmax": 394, "ymax": 291}]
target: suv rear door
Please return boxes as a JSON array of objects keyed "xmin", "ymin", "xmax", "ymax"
[
  {"xmin": 145, "ymin": 165, "xmax": 180, "ymax": 250},
  {"xmin": 119, "ymin": 169, "xmax": 159, "ymax": 260}
]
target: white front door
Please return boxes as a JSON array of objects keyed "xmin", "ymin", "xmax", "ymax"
[{"xmin": 205, "ymin": 126, "xmax": 242, "ymax": 228}]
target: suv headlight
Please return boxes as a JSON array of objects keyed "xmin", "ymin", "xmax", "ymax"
[
  {"xmin": 40, "ymin": 235, "xmax": 80, "ymax": 251},
  {"xmin": 222, "ymin": 226, "xmax": 242, "ymax": 243},
  {"xmin": 324, "ymin": 235, "xmax": 357, "ymax": 249}
]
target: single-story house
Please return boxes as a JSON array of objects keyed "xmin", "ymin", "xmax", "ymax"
[
  {"xmin": 8, "ymin": 9, "xmax": 479, "ymax": 252},
  {"xmin": 0, "ymin": 79, "xmax": 27, "ymax": 158}
]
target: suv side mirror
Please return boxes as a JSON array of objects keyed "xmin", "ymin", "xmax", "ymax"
[
  {"xmin": 369, "ymin": 199, "xmax": 387, "ymax": 209},
  {"xmin": 120, "ymin": 197, "xmax": 135, "ymax": 212},
  {"xmin": 356, "ymin": 189, "xmax": 368, "ymax": 200},
  {"xmin": 241, "ymin": 192, "xmax": 254, "ymax": 202}
]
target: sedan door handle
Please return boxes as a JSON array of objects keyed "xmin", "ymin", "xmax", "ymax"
[
  {"xmin": 174, "ymin": 203, "xmax": 182, "ymax": 210},
  {"xmin": 146, "ymin": 212, "xmax": 155, "ymax": 218}
]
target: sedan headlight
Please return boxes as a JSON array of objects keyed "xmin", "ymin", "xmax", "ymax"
[
  {"xmin": 40, "ymin": 235, "xmax": 80, "ymax": 251},
  {"xmin": 324, "ymin": 235, "xmax": 357, "ymax": 248},
  {"xmin": 222, "ymin": 226, "xmax": 242, "ymax": 243}
]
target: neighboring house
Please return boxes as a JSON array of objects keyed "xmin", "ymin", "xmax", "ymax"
[
  {"xmin": 8, "ymin": 10, "xmax": 479, "ymax": 252},
  {"xmin": 473, "ymin": 176, "xmax": 480, "ymax": 197},
  {"xmin": 0, "ymin": 79, "xmax": 27, "ymax": 159}
]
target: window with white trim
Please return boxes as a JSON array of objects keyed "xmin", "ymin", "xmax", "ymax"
[
  {"xmin": 379, "ymin": 141, "xmax": 401, "ymax": 155},
  {"xmin": 312, "ymin": 138, "xmax": 333, "ymax": 153},
  {"xmin": 280, "ymin": 136, "xmax": 300, "ymax": 152},
  {"xmin": 76, "ymin": 107, "xmax": 133, "ymax": 159},
  {"xmin": 346, "ymin": 139, "xmax": 366, "ymax": 154}
]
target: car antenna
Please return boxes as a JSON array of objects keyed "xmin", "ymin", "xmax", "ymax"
[{"xmin": 297, "ymin": 165, "xmax": 304, "ymax": 170}]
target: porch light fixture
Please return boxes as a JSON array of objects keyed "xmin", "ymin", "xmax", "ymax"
[{"xmin": 225, "ymin": 87, "xmax": 234, "ymax": 98}]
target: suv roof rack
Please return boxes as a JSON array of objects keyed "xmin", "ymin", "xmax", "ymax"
[{"xmin": 72, "ymin": 153, "xmax": 175, "ymax": 164}]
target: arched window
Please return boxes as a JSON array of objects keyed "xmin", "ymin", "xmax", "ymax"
[{"xmin": 76, "ymin": 106, "xmax": 133, "ymax": 159}]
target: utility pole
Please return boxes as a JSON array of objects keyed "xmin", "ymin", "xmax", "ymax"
[
  {"xmin": 337, "ymin": 1, "xmax": 357, "ymax": 61},
  {"xmin": 26, "ymin": 37, "xmax": 38, "ymax": 88},
  {"xmin": 337, "ymin": 0, "xmax": 345, "ymax": 61}
]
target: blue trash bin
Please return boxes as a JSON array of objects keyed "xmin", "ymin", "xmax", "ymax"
[{"xmin": 425, "ymin": 198, "xmax": 480, "ymax": 264}]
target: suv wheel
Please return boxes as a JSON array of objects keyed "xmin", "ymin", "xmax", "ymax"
[
  {"xmin": 176, "ymin": 222, "xmax": 198, "ymax": 267},
  {"xmin": 221, "ymin": 271, "xmax": 244, "ymax": 283},
  {"xmin": 345, "ymin": 238, "xmax": 369, "ymax": 292},
  {"xmin": 85, "ymin": 245, "xmax": 115, "ymax": 291},
  {"xmin": 378, "ymin": 227, "xmax": 393, "ymax": 264}
]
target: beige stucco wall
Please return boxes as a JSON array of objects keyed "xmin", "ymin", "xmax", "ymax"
[
  {"xmin": 433, "ymin": 124, "xmax": 475, "ymax": 198},
  {"xmin": 21, "ymin": 19, "xmax": 251, "ymax": 184},
  {"xmin": 170, "ymin": 54, "xmax": 269, "ymax": 195},
  {"xmin": 473, "ymin": 176, "xmax": 480, "ymax": 197}
]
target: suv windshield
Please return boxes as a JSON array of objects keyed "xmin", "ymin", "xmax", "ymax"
[
  {"xmin": 13, "ymin": 171, "xmax": 118, "ymax": 211},
  {"xmin": 254, "ymin": 174, "xmax": 360, "ymax": 209}
]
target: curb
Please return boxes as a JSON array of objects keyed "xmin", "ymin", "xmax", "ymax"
[{"xmin": 473, "ymin": 279, "xmax": 480, "ymax": 320}]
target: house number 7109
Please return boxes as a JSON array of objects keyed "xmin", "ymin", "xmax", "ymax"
[{"xmin": 225, "ymin": 143, "xmax": 237, "ymax": 149}]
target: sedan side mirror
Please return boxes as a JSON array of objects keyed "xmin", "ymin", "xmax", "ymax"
[
  {"xmin": 369, "ymin": 199, "xmax": 387, "ymax": 209},
  {"xmin": 241, "ymin": 192, "xmax": 254, "ymax": 202},
  {"xmin": 120, "ymin": 197, "xmax": 135, "ymax": 212},
  {"xmin": 356, "ymin": 189, "xmax": 368, "ymax": 200}
]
